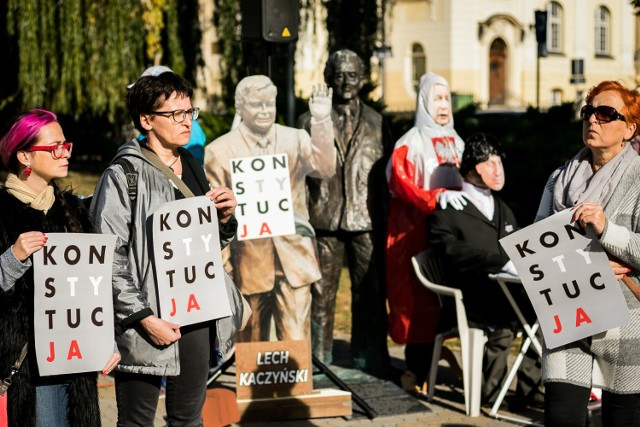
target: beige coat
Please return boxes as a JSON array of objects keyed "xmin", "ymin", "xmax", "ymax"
[{"xmin": 205, "ymin": 120, "xmax": 335, "ymax": 294}]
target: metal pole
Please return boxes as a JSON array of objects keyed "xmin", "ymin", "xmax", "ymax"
[
  {"xmin": 379, "ymin": 0, "xmax": 386, "ymax": 105},
  {"xmin": 379, "ymin": 59, "xmax": 385, "ymax": 105},
  {"xmin": 265, "ymin": 43, "xmax": 272, "ymax": 78},
  {"xmin": 312, "ymin": 355, "xmax": 378, "ymax": 419},
  {"xmin": 536, "ymin": 53, "xmax": 540, "ymax": 110},
  {"xmin": 286, "ymin": 42, "xmax": 295, "ymax": 126}
]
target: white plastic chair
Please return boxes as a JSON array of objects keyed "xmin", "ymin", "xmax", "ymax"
[{"xmin": 411, "ymin": 250, "xmax": 488, "ymax": 417}]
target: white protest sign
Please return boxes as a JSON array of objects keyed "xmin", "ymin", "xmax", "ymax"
[
  {"xmin": 230, "ymin": 154, "xmax": 295, "ymax": 240},
  {"xmin": 152, "ymin": 196, "xmax": 231, "ymax": 326},
  {"xmin": 33, "ymin": 233, "xmax": 116, "ymax": 376},
  {"xmin": 499, "ymin": 209, "xmax": 630, "ymax": 349}
]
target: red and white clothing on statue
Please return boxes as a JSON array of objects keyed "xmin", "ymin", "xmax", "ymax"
[{"xmin": 385, "ymin": 72, "xmax": 464, "ymax": 344}]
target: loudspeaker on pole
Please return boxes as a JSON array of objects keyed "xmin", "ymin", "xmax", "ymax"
[{"xmin": 241, "ymin": 0, "xmax": 299, "ymax": 44}]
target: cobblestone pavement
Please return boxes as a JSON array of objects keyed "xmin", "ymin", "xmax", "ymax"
[{"xmin": 99, "ymin": 337, "xmax": 545, "ymax": 426}]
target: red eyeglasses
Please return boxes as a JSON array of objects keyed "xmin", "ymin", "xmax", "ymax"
[
  {"xmin": 580, "ymin": 105, "xmax": 626, "ymax": 123},
  {"xmin": 27, "ymin": 142, "xmax": 73, "ymax": 159}
]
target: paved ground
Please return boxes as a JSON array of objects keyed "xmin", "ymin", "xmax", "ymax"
[{"xmin": 99, "ymin": 335, "xmax": 547, "ymax": 426}]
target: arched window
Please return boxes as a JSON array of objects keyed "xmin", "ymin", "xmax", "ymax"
[
  {"xmin": 489, "ymin": 38, "xmax": 507, "ymax": 106},
  {"xmin": 595, "ymin": 6, "xmax": 610, "ymax": 56},
  {"xmin": 411, "ymin": 43, "xmax": 426, "ymax": 91},
  {"xmin": 547, "ymin": 1, "xmax": 563, "ymax": 53}
]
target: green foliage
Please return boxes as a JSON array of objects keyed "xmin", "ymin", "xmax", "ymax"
[
  {"xmin": 164, "ymin": 0, "xmax": 185, "ymax": 75},
  {"xmin": 168, "ymin": 0, "xmax": 203, "ymax": 84},
  {"xmin": 5, "ymin": 0, "xmax": 145, "ymax": 122},
  {"xmin": 2, "ymin": 0, "xmax": 202, "ymax": 167},
  {"xmin": 57, "ymin": 0, "xmax": 84, "ymax": 114},
  {"xmin": 142, "ymin": 0, "xmax": 169, "ymax": 64},
  {"xmin": 198, "ymin": 111, "xmax": 236, "ymax": 144},
  {"xmin": 214, "ymin": 0, "xmax": 242, "ymax": 107},
  {"xmin": 3, "ymin": 0, "xmax": 201, "ymax": 117}
]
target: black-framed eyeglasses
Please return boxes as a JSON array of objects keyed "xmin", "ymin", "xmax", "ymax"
[
  {"xmin": 27, "ymin": 142, "xmax": 73, "ymax": 159},
  {"xmin": 149, "ymin": 107, "xmax": 199, "ymax": 123},
  {"xmin": 580, "ymin": 105, "xmax": 626, "ymax": 123}
]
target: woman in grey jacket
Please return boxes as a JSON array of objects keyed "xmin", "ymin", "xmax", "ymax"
[
  {"xmin": 536, "ymin": 81, "xmax": 640, "ymax": 426},
  {"xmin": 91, "ymin": 71, "xmax": 239, "ymax": 426}
]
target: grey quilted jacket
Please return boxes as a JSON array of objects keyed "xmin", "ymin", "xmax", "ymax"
[{"xmin": 91, "ymin": 140, "xmax": 241, "ymax": 375}]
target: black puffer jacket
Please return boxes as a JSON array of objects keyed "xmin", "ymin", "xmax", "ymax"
[{"xmin": 0, "ymin": 187, "xmax": 100, "ymax": 427}]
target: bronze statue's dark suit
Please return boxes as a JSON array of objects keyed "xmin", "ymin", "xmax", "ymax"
[{"xmin": 298, "ymin": 100, "xmax": 390, "ymax": 374}]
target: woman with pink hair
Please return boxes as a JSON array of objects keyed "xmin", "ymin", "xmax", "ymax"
[{"xmin": 0, "ymin": 109, "xmax": 119, "ymax": 426}]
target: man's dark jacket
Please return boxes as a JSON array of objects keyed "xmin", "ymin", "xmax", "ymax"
[
  {"xmin": 427, "ymin": 195, "xmax": 523, "ymax": 327},
  {"xmin": 298, "ymin": 103, "xmax": 385, "ymax": 232}
]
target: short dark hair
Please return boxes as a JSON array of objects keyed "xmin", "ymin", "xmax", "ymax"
[
  {"xmin": 126, "ymin": 72, "xmax": 193, "ymax": 135},
  {"xmin": 459, "ymin": 132, "xmax": 505, "ymax": 178}
]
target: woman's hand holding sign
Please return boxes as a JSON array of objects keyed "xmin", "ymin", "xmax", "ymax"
[
  {"xmin": 572, "ymin": 202, "xmax": 606, "ymax": 236},
  {"xmin": 609, "ymin": 258, "xmax": 631, "ymax": 280},
  {"xmin": 101, "ymin": 352, "xmax": 121, "ymax": 377},
  {"xmin": 207, "ymin": 186, "xmax": 236, "ymax": 223},
  {"xmin": 12, "ymin": 231, "xmax": 47, "ymax": 261},
  {"xmin": 573, "ymin": 203, "xmax": 631, "ymax": 279},
  {"xmin": 140, "ymin": 315, "xmax": 181, "ymax": 346}
]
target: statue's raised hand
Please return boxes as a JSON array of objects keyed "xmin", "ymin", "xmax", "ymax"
[{"xmin": 309, "ymin": 84, "xmax": 333, "ymax": 121}]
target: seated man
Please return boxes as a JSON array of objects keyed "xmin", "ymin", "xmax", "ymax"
[{"xmin": 427, "ymin": 132, "xmax": 541, "ymax": 407}]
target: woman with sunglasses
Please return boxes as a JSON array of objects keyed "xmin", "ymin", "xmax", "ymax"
[
  {"xmin": 0, "ymin": 109, "xmax": 120, "ymax": 426},
  {"xmin": 536, "ymin": 81, "xmax": 640, "ymax": 425}
]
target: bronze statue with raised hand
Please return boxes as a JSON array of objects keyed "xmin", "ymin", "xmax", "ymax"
[{"xmin": 298, "ymin": 50, "xmax": 391, "ymax": 376}]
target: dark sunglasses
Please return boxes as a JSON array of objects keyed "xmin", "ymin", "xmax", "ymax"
[{"xmin": 580, "ymin": 105, "xmax": 626, "ymax": 123}]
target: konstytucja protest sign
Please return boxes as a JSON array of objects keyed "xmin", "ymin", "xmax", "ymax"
[
  {"xmin": 499, "ymin": 209, "xmax": 630, "ymax": 349},
  {"xmin": 230, "ymin": 153, "xmax": 295, "ymax": 241},
  {"xmin": 33, "ymin": 233, "xmax": 116, "ymax": 376},
  {"xmin": 152, "ymin": 196, "xmax": 231, "ymax": 326}
]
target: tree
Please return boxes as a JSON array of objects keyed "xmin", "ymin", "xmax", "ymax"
[
  {"xmin": 4, "ymin": 0, "xmax": 144, "ymax": 122},
  {"xmin": 213, "ymin": 0, "xmax": 243, "ymax": 107},
  {"xmin": 324, "ymin": 0, "xmax": 381, "ymax": 76},
  {"xmin": 3, "ymin": 0, "xmax": 201, "ymax": 123},
  {"xmin": 142, "ymin": 0, "xmax": 170, "ymax": 66}
]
